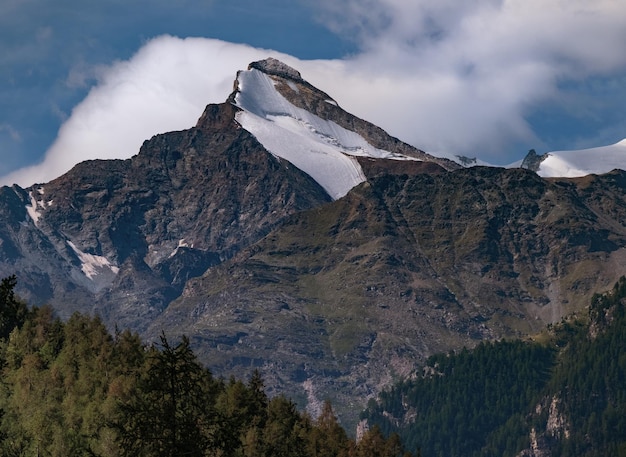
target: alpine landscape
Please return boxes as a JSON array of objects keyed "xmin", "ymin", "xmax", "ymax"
[{"xmin": 1, "ymin": 58, "xmax": 626, "ymax": 456}]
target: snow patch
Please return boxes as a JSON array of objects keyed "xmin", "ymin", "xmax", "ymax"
[
  {"xmin": 26, "ymin": 190, "xmax": 44, "ymax": 225},
  {"xmin": 237, "ymin": 111, "xmax": 366, "ymax": 199},
  {"xmin": 432, "ymin": 139, "xmax": 626, "ymax": 175},
  {"xmin": 428, "ymin": 150, "xmax": 495, "ymax": 168},
  {"xmin": 169, "ymin": 238, "xmax": 192, "ymax": 258},
  {"xmin": 234, "ymin": 68, "xmax": 417, "ymax": 199},
  {"xmin": 286, "ymin": 80, "xmax": 299, "ymax": 94},
  {"xmin": 67, "ymin": 240, "xmax": 119, "ymax": 290}
]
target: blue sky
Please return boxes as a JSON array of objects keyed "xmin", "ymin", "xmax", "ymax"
[{"xmin": 1, "ymin": 0, "xmax": 625, "ymax": 186}]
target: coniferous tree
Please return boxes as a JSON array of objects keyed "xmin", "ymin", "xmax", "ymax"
[
  {"xmin": 0, "ymin": 292, "xmax": 373, "ymax": 457},
  {"xmin": 116, "ymin": 334, "xmax": 218, "ymax": 457},
  {"xmin": 260, "ymin": 395, "xmax": 310, "ymax": 457},
  {"xmin": 0, "ymin": 275, "xmax": 29, "ymax": 340},
  {"xmin": 355, "ymin": 425, "xmax": 408, "ymax": 457},
  {"xmin": 308, "ymin": 400, "xmax": 351, "ymax": 457}
]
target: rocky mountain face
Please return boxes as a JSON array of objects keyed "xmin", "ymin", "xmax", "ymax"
[
  {"xmin": 0, "ymin": 99, "xmax": 332, "ymax": 331},
  {"xmin": 147, "ymin": 167, "xmax": 626, "ymax": 424},
  {"xmin": 1, "ymin": 59, "xmax": 626, "ymax": 426}
]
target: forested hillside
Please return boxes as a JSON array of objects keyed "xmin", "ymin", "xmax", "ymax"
[
  {"xmin": 362, "ymin": 277, "xmax": 626, "ymax": 457},
  {"xmin": 0, "ymin": 276, "xmax": 411, "ymax": 457}
]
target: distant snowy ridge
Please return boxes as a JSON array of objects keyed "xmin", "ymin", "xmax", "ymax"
[
  {"xmin": 428, "ymin": 150, "xmax": 496, "ymax": 168},
  {"xmin": 233, "ymin": 66, "xmax": 418, "ymax": 200},
  {"xmin": 432, "ymin": 139, "xmax": 626, "ymax": 178},
  {"xmin": 535, "ymin": 139, "xmax": 626, "ymax": 178}
]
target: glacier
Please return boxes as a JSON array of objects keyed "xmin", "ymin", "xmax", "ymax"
[{"xmin": 233, "ymin": 67, "xmax": 419, "ymax": 200}]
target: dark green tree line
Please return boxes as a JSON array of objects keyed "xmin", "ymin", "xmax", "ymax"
[
  {"xmin": 0, "ymin": 275, "xmax": 28, "ymax": 339},
  {"xmin": 363, "ymin": 277, "xmax": 626, "ymax": 457}
]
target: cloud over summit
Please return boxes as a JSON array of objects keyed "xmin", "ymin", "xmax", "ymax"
[
  {"xmin": 2, "ymin": 1, "xmax": 625, "ymax": 187},
  {"xmin": 1, "ymin": 38, "xmax": 276, "ymax": 186},
  {"xmin": 318, "ymin": 0, "xmax": 626, "ymax": 154}
]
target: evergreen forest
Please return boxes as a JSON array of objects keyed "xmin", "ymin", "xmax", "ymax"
[{"xmin": 362, "ymin": 277, "xmax": 626, "ymax": 457}]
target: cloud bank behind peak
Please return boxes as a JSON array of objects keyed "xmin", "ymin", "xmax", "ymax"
[{"xmin": 2, "ymin": 0, "xmax": 625, "ymax": 187}]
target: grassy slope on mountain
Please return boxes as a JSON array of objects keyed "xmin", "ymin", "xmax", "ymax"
[{"xmin": 152, "ymin": 167, "xmax": 626, "ymax": 427}]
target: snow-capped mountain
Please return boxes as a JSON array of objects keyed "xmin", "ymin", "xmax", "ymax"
[
  {"xmin": 0, "ymin": 57, "xmax": 462, "ymax": 342},
  {"xmin": 528, "ymin": 139, "xmax": 626, "ymax": 178},
  {"xmin": 433, "ymin": 139, "xmax": 626, "ymax": 177},
  {"xmin": 231, "ymin": 58, "xmax": 458, "ymax": 199},
  {"xmin": 2, "ymin": 58, "xmax": 626, "ymax": 425},
  {"xmin": 234, "ymin": 63, "xmax": 368, "ymax": 199}
]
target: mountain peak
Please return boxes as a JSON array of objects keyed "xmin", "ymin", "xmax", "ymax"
[
  {"xmin": 248, "ymin": 57, "xmax": 303, "ymax": 82},
  {"xmin": 227, "ymin": 58, "xmax": 460, "ymax": 199}
]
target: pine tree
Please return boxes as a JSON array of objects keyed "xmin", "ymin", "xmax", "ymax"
[
  {"xmin": 116, "ymin": 334, "xmax": 218, "ymax": 456},
  {"xmin": 0, "ymin": 275, "xmax": 29, "ymax": 340},
  {"xmin": 308, "ymin": 400, "xmax": 351, "ymax": 457}
]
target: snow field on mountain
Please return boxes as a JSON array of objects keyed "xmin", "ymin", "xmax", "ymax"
[
  {"xmin": 537, "ymin": 139, "xmax": 626, "ymax": 178},
  {"xmin": 66, "ymin": 240, "xmax": 119, "ymax": 293},
  {"xmin": 234, "ymin": 68, "xmax": 416, "ymax": 199},
  {"xmin": 26, "ymin": 191, "xmax": 43, "ymax": 225},
  {"xmin": 236, "ymin": 112, "xmax": 365, "ymax": 200}
]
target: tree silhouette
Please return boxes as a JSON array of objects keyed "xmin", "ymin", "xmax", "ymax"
[
  {"xmin": 116, "ymin": 333, "xmax": 218, "ymax": 456},
  {"xmin": 0, "ymin": 275, "xmax": 29, "ymax": 339}
]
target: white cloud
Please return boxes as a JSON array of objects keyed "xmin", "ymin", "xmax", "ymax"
[
  {"xmin": 1, "ymin": 37, "xmax": 279, "ymax": 186},
  {"xmin": 2, "ymin": 1, "xmax": 626, "ymax": 187},
  {"xmin": 310, "ymin": 0, "xmax": 626, "ymax": 159}
]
